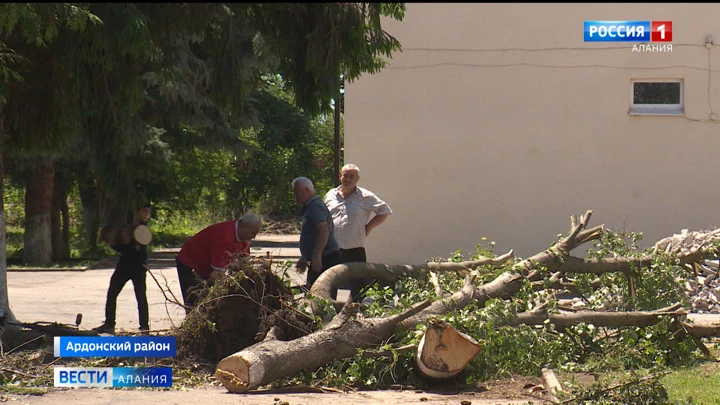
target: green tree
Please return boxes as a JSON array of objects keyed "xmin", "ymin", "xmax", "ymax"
[
  {"xmin": 110, "ymin": 3, "xmax": 404, "ymax": 218},
  {"xmin": 0, "ymin": 2, "xmax": 100, "ymax": 333},
  {"xmin": 228, "ymin": 79, "xmax": 338, "ymax": 217},
  {"xmin": 2, "ymin": 4, "xmax": 100, "ymax": 265},
  {"xmin": 0, "ymin": 2, "xmax": 405, "ymax": 339},
  {"xmin": 249, "ymin": 3, "xmax": 405, "ymax": 115}
]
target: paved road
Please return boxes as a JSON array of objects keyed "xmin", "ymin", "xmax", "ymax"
[{"xmin": 7, "ymin": 234, "xmax": 305, "ymax": 333}]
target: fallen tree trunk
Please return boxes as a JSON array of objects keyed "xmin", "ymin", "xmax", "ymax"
[
  {"xmin": 308, "ymin": 250, "xmax": 515, "ymax": 307},
  {"xmin": 215, "ymin": 299, "xmax": 431, "ymax": 393},
  {"xmin": 675, "ymin": 321, "xmax": 720, "ymax": 338},
  {"xmin": 216, "ymin": 210, "xmax": 720, "ymax": 393}
]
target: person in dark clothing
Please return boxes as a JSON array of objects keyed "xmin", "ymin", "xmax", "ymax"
[
  {"xmin": 292, "ymin": 177, "xmax": 341, "ymax": 299},
  {"xmin": 93, "ymin": 204, "xmax": 152, "ymax": 334}
]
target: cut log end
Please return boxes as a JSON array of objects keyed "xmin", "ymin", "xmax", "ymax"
[
  {"xmin": 215, "ymin": 355, "xmax": 251, "ymax": 393},
  {"xmin": 416, "ymin": 320, "xmax": 482, "ymax": 379}
]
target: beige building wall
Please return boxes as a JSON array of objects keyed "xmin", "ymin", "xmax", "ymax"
[{"xmin": 344, "ymin": 3, "xmax": 720, "ymax": 264}]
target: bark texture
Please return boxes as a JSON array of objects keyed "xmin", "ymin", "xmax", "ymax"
[
  {"xmin": 23, "ymin": 159, "xmax": 54, "ymax": 265},
  {"xmin": 215, "ymin": 299, "xmax": 431, "ymax": 393},
  {"xmin": 51, "ymin": 167, "xmax": 70, "ymax": 261}
]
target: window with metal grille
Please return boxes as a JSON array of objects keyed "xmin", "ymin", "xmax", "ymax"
[{"xmin": 629, "ymin": 79, "xmax": 683, "ymax": 115}]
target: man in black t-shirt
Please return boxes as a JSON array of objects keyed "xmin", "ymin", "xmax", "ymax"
[{"xmin": 93, "ymin": 204, "xmax": 152, "ymax": 334}]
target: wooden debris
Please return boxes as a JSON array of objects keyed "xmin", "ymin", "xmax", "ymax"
[{"xmin": 416, "ymin": 319, "xmax": 482, "ymax": 379}]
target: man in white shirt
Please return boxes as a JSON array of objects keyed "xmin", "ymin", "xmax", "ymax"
[{"xmin": 324, "ymin": 164, "xmax": 393, "ymax": 301}]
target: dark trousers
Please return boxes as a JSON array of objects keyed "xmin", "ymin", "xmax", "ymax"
[
  {"xmin": 176, "ymin": 257, "xmax": 201, "ymax": 311},
  {"xmin": 305, "ymin": 250, "xmax": 342, "ymax": 300},
  {"xmin": 104, "ymin": 265, "xmax": 149, "ymax": 329},
  {"xmin": 340, "ymin": 247, "xmax": 370, "ymax": 302}
]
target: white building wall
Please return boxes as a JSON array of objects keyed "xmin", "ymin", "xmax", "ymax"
[{"xmin": 345, "ymin": 3, "xmax": 720, "ymax": 263}]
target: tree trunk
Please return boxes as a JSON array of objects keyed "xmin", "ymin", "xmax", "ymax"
[
  {"xmin": 674, "ymin": 321, "xmax": 720, "ymax": 338},
  {"xmin": 61, "ymin": 189, "xmax": 70, "ymax": 253},
  {"xmin": 23, "ymin": 158, "xmax": 54, "ymax": 265},
  {"xmin": 78, "ymin": 176, "xmax": 100, "ymax": 251},
  {"xmin": 217, "ymin": 270, "xmax": 710, "ymax": 393},
  {"xmin": 51, "ymin": 166, "xmax": 70, "ymax": 261},
  {"xmin": 78, "ymin": 177, "xmax": 128, "ymax": 251},
  {"xmin": 0, "ymin": 102, "xmax": 22, "ymax": 347},
  {"xmin": 309, "ymin": 250, "xmax": 515, "ymax": 311},
  {"xmin": 0, "ymin": 103, "xmax": 13, "ymax": 322},
  {"xmin": 215, "ymin": 299, "xmax": 431, "ymax": 393}
]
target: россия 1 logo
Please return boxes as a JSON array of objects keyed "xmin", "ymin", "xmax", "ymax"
[{"xmin": 584, "ymin": 21, "xmax": 672, "ymax": 52}]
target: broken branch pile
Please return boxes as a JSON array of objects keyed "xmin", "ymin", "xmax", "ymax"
[{"xmin": 202, "ymin": 211, "xmax": 720, "ymax": 393}]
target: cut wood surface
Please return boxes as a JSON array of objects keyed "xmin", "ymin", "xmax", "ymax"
[{"xmin": 416, "ymin": 319, "xmax": 482, "ymax": 379}]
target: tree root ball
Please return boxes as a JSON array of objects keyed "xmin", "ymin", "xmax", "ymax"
[{"xmin": 175, "ymin": 255, "xmax": 316, "ymax": 362}]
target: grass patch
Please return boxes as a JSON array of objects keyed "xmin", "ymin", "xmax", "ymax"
[
  {"xmin": 6, "ymin": 226, "xmax": 24, "ymax": 259},
  {"xmin": 150, "ymin": 230, "xmax": 191, "ymax": 249},
  {"xmin": 5, "ymin": 217, "xmax": 199, "ymax": 265},
  {"xmin": 663, "ymin": 361, "xmax": 720, "ymax": 404},
  {"xmin": 7, "ymin": 258, "xmax": 92, "ymax": 269}
]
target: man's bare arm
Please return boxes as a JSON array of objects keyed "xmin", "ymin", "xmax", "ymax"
[{"xmin": 366, "ymin": 214, "xmax": 390, "ymax": 236}]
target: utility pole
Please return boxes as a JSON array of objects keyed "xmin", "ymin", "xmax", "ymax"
[{"xmin": 333, "ymin": 75, "xmax": 344, "ymax": 187}]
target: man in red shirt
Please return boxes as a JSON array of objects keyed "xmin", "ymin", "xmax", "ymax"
[{"xmin": 175, "ymin": 213, "xmax": 263, "ymax": 309}]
